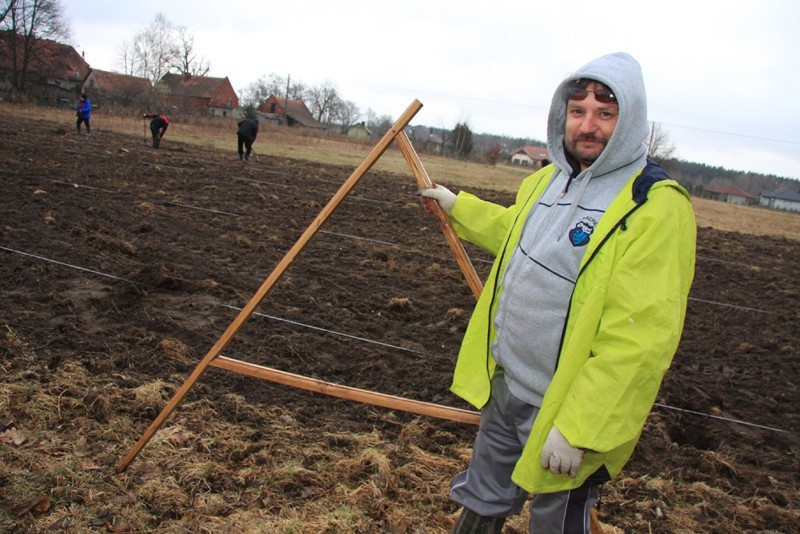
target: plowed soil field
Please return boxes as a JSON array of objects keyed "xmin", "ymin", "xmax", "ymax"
[{"xmin": 1, "ymin": 109, "xmax": 798, "ymax": 533}]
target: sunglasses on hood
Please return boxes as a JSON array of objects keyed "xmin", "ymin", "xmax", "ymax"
[{"xmin": 565, "ymin": 80, "xmax": 617, "ymax": 104}]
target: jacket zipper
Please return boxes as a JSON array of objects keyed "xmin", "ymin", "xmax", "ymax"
[{"xmin": 553, "ymin": 199, "xmax": 648, "ymax": 369}]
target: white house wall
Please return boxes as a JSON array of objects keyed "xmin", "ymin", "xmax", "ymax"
[{"xmin": 773, "ymin": 199, "xmax": 800, "ymax": 212}]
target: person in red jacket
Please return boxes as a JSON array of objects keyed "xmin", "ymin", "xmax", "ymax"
[{"xmin": 143, "ymin": 113, "xmax": 170, "ymax": 148}]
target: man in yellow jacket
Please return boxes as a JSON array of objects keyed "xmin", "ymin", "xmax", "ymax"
[{"xmin": 421, "ymin": 52, "xmax": 696, "ymax": 533}]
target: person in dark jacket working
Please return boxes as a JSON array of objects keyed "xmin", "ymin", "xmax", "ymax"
[
  {"xmin": 76, "ymin": 93, "xmax": 92, "ymax": 134},
  {"xmin": 143, "ymin": 113, "xmax": 170, "ymax": 148},
  {"xmin": 236, "ymin": 118, "xmax": 259, "ymax": 161}
]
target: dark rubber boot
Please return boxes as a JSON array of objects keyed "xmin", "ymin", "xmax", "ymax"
[{"xmin": 451, "ymin": 508, "xmax": 506, "ymax": 534}]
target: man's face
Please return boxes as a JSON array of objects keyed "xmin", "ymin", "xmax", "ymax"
[{"xmin": 564, "ymin": 81, "xmax": 619, "ymax": 171}]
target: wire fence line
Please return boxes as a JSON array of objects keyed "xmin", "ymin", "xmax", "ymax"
[{"xmin": 0, "ymin": 245, "xmax": 793, "ymax": 436}]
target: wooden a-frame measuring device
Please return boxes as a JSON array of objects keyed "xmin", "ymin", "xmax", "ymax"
[
  {"xmin": 116, "ymin": 98, "xmax": 608, "ymax": 534},
  {"xmin": 116, "ymin": 99, "xmax": 483, "ymax": 472}
]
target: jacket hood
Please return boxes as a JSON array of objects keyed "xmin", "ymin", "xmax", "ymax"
[{"xmin": 547, "ymin": 52, "xmax": 649, "ymax": 177}]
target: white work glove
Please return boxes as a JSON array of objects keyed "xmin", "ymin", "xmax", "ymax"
[
  {"xmin": 419, "ymin": 183, "xmax": 456, "ymax": 215},
  {"xmin": 541, "ymin": 425, "xmax": 584, "ymax": 478}
]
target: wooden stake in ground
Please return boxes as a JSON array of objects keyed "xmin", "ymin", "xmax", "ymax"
[{"xmin": 116, "ymin": 99, "xmax": 424, "ymax": 473}]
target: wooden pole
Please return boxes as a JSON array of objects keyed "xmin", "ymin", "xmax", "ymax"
[
  {"xmin": 116, "ymin": 99, "xmax": 424, "ymax": 473},
  {"xmin": 210, "ymin": 356, "xmax": 481, "ymax": 425},
  {"xmin": 394, "ymin": 131, "xmax": 483, "ymax": 300}
]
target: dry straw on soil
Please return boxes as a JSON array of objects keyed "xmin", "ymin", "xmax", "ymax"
[{"xmin": 1, "ymin": 104, "xmax": 798, "ymax": 533}]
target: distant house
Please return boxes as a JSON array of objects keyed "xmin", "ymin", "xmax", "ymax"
[
  {"xmin": 406, "ymin": 125, "xmax": 444, "ymax": 153},
  {"xmin": 0, "ymin": 32, "xmax": 90, "ymax": 105},
  {"xmin": 257, "ymin": 95, "xmax": 325, "ymax": 129},
  {"xmin": 82, "ymin": 69, "xmax": 151, "ymax": 109},
  {"xmin": 703, "ymin": 185, "xmax": 757, "ymax": 206},
  {"xmin": 158, "ymin": 73, "xmax": 239, "ymax": 117},
  {"xmin": 346, "ymin": 122, "xmax": 372, "ymax": 139},
  {"xmin": 509, "ymin": 145, "xmax": 550, "ymax": 168},
  {"xmin": 760, "ymin": 186, "xmax": 800, "ymax": 212}
]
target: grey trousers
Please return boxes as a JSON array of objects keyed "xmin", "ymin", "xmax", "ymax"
[{"xmin": 450, "ymin": 368, "xmax": 604, "ymax": 533}]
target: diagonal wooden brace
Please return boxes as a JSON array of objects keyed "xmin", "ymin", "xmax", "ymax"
[
  {"xmin": 395, "ymin": 131, "xmax": 483, "ymax": 300},
  {"xmin": 116, "ymin": 100, "xmax": 424, "ymax": 473}
]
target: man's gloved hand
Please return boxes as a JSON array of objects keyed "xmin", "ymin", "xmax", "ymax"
[
  {"xmin": 419, "ymin": 184, "xmax": 456, "ymax": 215},
  {"xmin": 541, "ymin": 425, "xmax": 584, "ymax": 478}
]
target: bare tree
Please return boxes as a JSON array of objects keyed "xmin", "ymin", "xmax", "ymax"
[
  {"xmin": 117, "ymin": 14, "xmax": 209, "ymax": 86},
  {"xmin": 306, "ymin": 80, "xmax": 340, "ymax": 124},
  {"xmin": 131, "ymin": 14, "xmax": 177, "ymax": 85},
  {"xmin": 647, "ymin": 122, "xmax": 677, "ymax": 162},
  {"xmin": 1, "ymin": 0, "xmax": 16, "ymax": 25},
  {"xmin": 240, "ymin": 73, "xmax": 306, "ymax": 107},
  {"xmin": 0, "ymin": 0, "xmax": 71, "ymax": 92},
  {"xmin": 365, "ymin": 108, "xmax": 392, "ymax": 137},
  {"xmin": 332, "ymin": 99, "xmax": 360, "ymax": 128},
  {"xmin": 117, "ymin": 39, "xmax": 136, "ymax": 75},
  {"xmin": 172, "ymin": 25, "xmax": 209, "ymax": 77}
]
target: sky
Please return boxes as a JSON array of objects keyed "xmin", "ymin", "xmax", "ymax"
[{"xmin": 59, "ymin": 0, "xmax": 800, "ymax": 181}]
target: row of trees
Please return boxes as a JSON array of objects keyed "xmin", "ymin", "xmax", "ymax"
[
  {"xmin": 240, "ymin": 73, "xmax": 478, "ymax": 158},
  {"xmin": 240, "ymin": 74, "xmax": 360, "ymax": 130}
]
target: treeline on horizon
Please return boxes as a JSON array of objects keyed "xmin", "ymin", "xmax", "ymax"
[{"xmin": 469, "ymin": 131, "xmax": 797, "ymax": 196}]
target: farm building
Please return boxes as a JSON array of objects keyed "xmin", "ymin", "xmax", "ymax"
[
  {"xmin": 82, "ymin": 69, "xmax": 151, "ymax": 109},
  {"xmin": 703, "ymin": 185, "xmax": 757, "ymax": 206},
  {"xmin": 346, "ymin": 122, "xmax": 372, "ymax": 139},
  {"xmin": 257, "ymin": 95, "xmax": 325, "ymax": 129},
  {"xmin": 760, "ymin": 186, "xmax": 800, "ymax": 212},
  {"xmin": 158, "ymin": 73, "xmax": 239, "ymax": 117},
  {"xmin": 509, "ymin": 145, "xmax": 551, "ymax": 168},
  {"xmin": 0, "ymin": 32, "xmax": 90, "ymax": 105},
  {"xmin": 406, "ymin": 125, "xmax": 444, "ymax": 154}
]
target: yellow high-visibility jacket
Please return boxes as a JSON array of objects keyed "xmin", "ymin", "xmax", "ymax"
[{"xmin": 449, "ymin": 162, "xmax": 696, "ymax": 493}]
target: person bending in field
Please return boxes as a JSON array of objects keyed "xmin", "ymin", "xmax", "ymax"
[
  {"xmin": 144, "ymin": 113, "xmax": 170, "ymax": 148},
  {"xmin": 237, "ymin": 118, "xmax": 259, "ymax": 161}
]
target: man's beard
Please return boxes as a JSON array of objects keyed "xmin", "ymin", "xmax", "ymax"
[{"xmin": 565, "ymin": 133, "xmax": 609, "ymax": 169}]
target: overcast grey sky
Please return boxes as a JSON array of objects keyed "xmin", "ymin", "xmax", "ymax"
[{"xmin": 60, "ymin": 0, "xmax": 800, "ymax": 181}]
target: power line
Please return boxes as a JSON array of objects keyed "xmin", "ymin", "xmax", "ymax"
[
  {"xmin": 659, "ymin": 122, "xmax": 800, "ymax": 146},
  {"xmin": 346, "ymin": 80, "xmax": 800, "ymax": 147},
  {"xmin": 348, "ymin": 80, "xmax": 550, "ymax": 112}
]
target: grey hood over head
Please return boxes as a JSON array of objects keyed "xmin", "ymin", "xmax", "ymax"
[
  {"xmin": 546, "ymin": 52, "xmax": 649, "ymax": 178},
  {"xmin": 489, "ymin": 53, "xmax": 653, "ymax": 407}
]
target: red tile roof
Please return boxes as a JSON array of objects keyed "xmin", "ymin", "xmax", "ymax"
[
  {"xmin": 258, "ymin": 95, "xmax": 324, "ymax": 128},
  {"xmin": 160, "ymin": 73, "xmax": 224, "ymax": 95},
  {"xmin": 88, "ymin": 69, "xmax": 150, "ymax": 93},
  {"xmin": 0, "ymin": 31, "xmax": 89, "ymax": 82},
  {"xmin": 510, "ymin": 145, "xmax": 550, "ymax": 160},
  {"xmin": 704, "ymin": 185, "xmax": 757, "ymax": 199}
]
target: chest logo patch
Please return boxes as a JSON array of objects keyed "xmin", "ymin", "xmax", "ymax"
[{"xmin": 569, "ymin": 217, "xmax": 597, "ymax": 247}]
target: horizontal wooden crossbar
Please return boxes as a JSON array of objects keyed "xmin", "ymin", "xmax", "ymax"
[{"xmin": 210, "ymin": 356, "xmax": 481, "ymax": 426}]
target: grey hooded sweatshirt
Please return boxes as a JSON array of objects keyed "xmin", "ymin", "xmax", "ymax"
[{"xmin": 491, "ymin": 52, "xmax": 649, "ymax": 407}]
